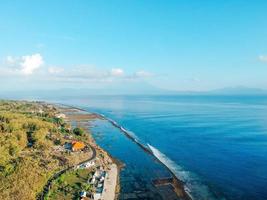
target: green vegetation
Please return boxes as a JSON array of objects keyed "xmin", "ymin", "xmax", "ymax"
[
  {"xmin": 46, "ymin": 169, "xmax": 94, "ymax": 200},
  {"xmin": 0, "ymin": 100, "xmax": 91, "ymax": 200},
  {"xmin": 73, "ymin": 127, "xmax": 84, "ymax": 136}
]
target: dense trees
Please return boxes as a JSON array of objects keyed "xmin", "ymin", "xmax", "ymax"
[{"xmin": 0, "ymin": 101, "xmax": 68, "ymax": 200}]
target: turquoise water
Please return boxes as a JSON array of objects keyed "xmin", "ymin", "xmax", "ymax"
[{"xmin": 59, "ymin": 95, "xmax": 267, "ymax": 200}]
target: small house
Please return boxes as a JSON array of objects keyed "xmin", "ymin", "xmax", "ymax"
[{"xmin": 72, "ymin": 141, "xmax": 85, "ymax": 151}]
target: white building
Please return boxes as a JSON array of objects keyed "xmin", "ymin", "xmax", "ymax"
[{"xmin": 55, "ymin": 113, "xmax": 66, "ymax": 119}]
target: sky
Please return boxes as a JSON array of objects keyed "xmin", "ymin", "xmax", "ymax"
[{"xmin": 0, "ymin": 0, "xmax": 267, "ymax": 93}]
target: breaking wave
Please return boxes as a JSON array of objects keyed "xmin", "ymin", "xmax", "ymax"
[
  {"xmin": 101, "ymin": 113, "xmax": 224, "ymax": 200},
  {"xmin": 147, "ymin": 144, "xmax": 224, "ymax": 200}
]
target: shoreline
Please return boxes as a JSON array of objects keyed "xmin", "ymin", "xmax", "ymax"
[
  {"xmin": 0, "ymin": 100, "xmax": 119, "ymax": 200},
  {"xmin": 55, "ymin": 103, "xmax": 120, "ymax": 200},
  {"xmin": 99, "ymin": 113, "xmax": 192, "ymax": 200},
  {"xmin": 56, "ymin": 103, "xmax": 192, "ymax": 200}
]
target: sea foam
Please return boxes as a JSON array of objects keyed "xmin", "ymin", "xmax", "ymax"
[
  {"xmin": 102, "ymin": 113, "xmax": 223, "ymax": 200},
  {"xmin": 147, "ymin": 144, "xmax": 223, "ymax": 200}
]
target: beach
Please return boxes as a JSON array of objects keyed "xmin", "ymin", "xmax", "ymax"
[{"xmin": 56, "ymin": 104, "xmax": 120, "ymax": 200}]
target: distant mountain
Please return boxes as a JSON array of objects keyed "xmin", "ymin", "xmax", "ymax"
[
  {"xmin": 208, "ymin": 86, "xmax": 267, "ymax": 95},
  {"xmin": 0, "ymin": 82, "xmax": 169, "ymax": 100},
  {"xmin": 1, "ymin": 85, "xmax": 266, "ymax": 101}
]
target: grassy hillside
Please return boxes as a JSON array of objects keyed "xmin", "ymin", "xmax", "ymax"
[{"xmin": 0, "ymin": 100, "xmax": 90, "ymax": 200}]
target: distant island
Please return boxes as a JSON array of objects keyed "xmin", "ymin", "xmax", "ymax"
[{"xmin": 0, "ymin": 100, "xmax": 119, "ymax": 200}]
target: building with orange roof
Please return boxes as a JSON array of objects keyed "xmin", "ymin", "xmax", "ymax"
[{"xmin": 72, "ymin": 141, "xmax": 86, "ymax": 151}]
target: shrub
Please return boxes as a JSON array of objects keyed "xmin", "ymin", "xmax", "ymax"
[
  {"xmin": 54, "ymin": 139, "xmax": 61, "ymax": 145},
  {"xmin": 72, "ymin": 128, "xmax": 84, "ymax": 136},
  {"xmin": 54, "ymin": 117, "xmax": 64, "ymax": 126}
]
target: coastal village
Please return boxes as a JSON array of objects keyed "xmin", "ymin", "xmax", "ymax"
[
  {"xmin": 0, "ymin": 100, "xmax": 189, "ymax": 200},
  {"xmin": 42, "ymin": 105, "xmax": 119, "ymax": 200},
  {"xmin": 52, "ymin": 106, "xmax": 186, "ymax": 200},
  {"xmin": 0, "ymin": 100, "xmax": 118, "ymax": 200}
]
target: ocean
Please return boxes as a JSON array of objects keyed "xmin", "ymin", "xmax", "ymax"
[{"xmin": 56, "ymin": 95, "xmax": 267, "ymax": 200}]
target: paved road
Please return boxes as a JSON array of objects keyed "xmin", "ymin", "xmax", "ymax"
[
  {"xmin": 101, "ymin": 164, "xmax": 118, "ymax": 200},
  {"xmin": 37, "ymin": 145, "xmax": 96, "ymax": 200}
]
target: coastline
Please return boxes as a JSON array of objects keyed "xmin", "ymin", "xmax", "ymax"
[
  {"xmin": 55, "ymin": 104, "xmax": 120, "ymax": 200},
  {"xmin": 99, "ymin": 113, "xmax": 192, "ymax": 200},
  {"xmin": 0, "ymin": 100, "xmax": 119, "ymax": 200},
  {"xmin": 57, "ymin": 103, "xmax": 192, "ymax": 200}
]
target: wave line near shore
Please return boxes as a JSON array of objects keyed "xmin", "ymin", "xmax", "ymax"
[{"xmin": 57, "ymin": 103, "xmax": 219, "ymax": 200}]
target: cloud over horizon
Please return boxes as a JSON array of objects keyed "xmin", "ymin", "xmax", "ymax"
[
  {"xmin": 46, "ymin": 66, "xmax": 153, "ymax": 83},
  {"xmin": 0, "ymin": 54, "xmax": 154, "ymax": 90},
  {"xmin": 110, "ymin": 68, "xmax": 124, "ymax": 77},
  {"xmin": 258, "ymin": 55, "xmax": 267, "ymax": 63},
  {"xmin": 20, "ymin": 54, "xmax": 44, "ymax": 75},
  {"xmin": 4, "ymin": 53, "xmax": 44, "ymax": 75}
]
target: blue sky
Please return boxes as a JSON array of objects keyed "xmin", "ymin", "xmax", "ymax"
[{"xmin": 0, "ymin": 0, "xmax": 267, "ymax": 92}]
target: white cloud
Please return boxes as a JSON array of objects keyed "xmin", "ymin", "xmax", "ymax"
[
  {"xmin": 48, "ymin": 67, "xmax": 64, "ymax": 74},
  {"xmin": 2, "ymin": 53, "xmax": 44, "ymax": 75},
  {"xmin": 135, "ymin": 70, "xmax": 153, "ymax": 78},
  {"xmin": 111, "ymin": 68, "xmax": 124, "ymax": 76},
  {"xmin": 258, "ymin": 55, "xmax": 267, "ymax": 63},
  {"xmin": 1, "ymin": 54, "xmax": 154, "ymax": 84},
  {"xmin": 44, "ymin": 67, "xmax": 154, "ymax": 83},
  {"xmin": 20, "ymin": 53, "xmax": 44, "ymax": 75}
]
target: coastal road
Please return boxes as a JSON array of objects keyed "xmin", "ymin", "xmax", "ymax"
[{"xmin": 37, "ymin": 145, "xmax": 96, "ymax": 200}]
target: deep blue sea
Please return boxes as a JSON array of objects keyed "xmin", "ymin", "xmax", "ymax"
[{"xmin": 57, "ymin": 95, "xmax": 267, "ymax": 200}]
